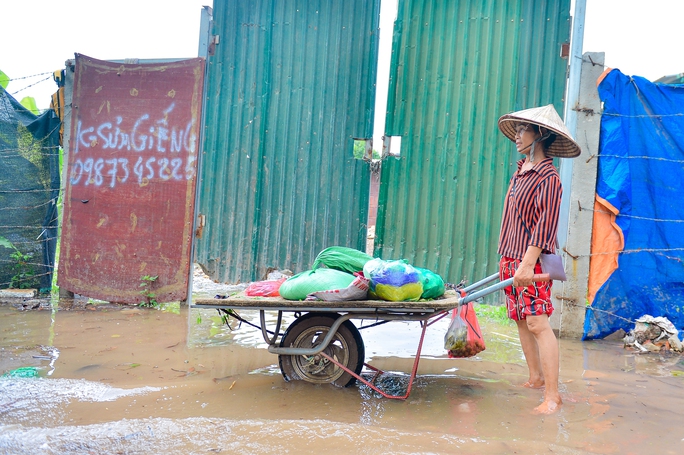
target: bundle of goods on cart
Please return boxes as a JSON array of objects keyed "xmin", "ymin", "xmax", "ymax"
[{"xmin": 246, "ymin": 245, "xmax": 446, "ymax": 303}]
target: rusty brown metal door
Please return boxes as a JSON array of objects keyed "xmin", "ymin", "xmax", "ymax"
[{"xmin": 58, "ymin": 54, "xmax": 204, "ymax": 304}]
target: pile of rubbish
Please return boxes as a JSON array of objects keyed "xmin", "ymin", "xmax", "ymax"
[
  {"xmin": 241, "ymin": 246, "xmax": 445, "ymax": 302},
  {"xmin": 623, "ymin": 315, "xmax": 683, "ymax": 353}
]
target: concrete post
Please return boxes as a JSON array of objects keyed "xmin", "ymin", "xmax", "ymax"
[
  {"xmin": 59, "ymin": 62, "xmax": 75, "ymax": 300},
  {"xmin": 554, "ymin": 52, "xmax": 605, "ymax": 338}
]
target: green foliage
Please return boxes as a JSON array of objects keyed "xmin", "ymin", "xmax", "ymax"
[
  {"xmin": 17, "ymin": 123, "xmax": 51, "ymax": 190},
  {"xmin": 50, "ymin": 146, "xmax": 65, "ymax": 296},
  {"xmin": 352, "ymin": 140, "xmax": 381, "ymax": 160},
  {"xmin": 0, "ymin": 236, "xmax": 38, "ymax": 289},
  {"xmin": 0, "ymin": 236, "xmax": 13, "ymax": 250},
  {"xmin": 209, "ymin": 315, "xmax": 227, "ymax": 337},
  {"xmin": 138, "ymin": 275, "xmax": 159, "ymax": 307},
  {"xmin": 474, "ymin": 303, "xmax": 513, "ymax": 325},
  {"xmin": 9, "ymin": 249, "xmax": 37, "ymax": 289},
  {"xmin": 0, "ymin": 69, "xmax": 8, "ymax": 89},
  {"xmin": 353, "ymin": 140, "xmax": 365, "ymax": 159},
  {"xmin": 20, "ymin": 96, "xmax": 39, "ymax": 115}
]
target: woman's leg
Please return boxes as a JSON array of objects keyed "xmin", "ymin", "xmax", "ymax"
[
  {"xmin": 516, "ymin": 319, "xmax": 544, "ymax": 388},
  {"xmin": 526, "ymin": 314, "xmax": 562, "ymax": 414}
]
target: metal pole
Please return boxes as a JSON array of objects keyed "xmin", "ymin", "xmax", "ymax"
[
  {"xmin": 186, "ymin": 5, "xmax": 213, "ymax": 307},
  {"xmin": 558, "ymin": 0, "xmax": 587, "ymax": 248}
]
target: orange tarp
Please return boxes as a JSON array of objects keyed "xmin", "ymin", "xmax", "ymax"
[{"xmin": 588, "ymin": 196, "xmax": 624, "ymax": 304}]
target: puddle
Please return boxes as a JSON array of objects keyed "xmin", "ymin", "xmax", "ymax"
[{"xmin": 1, "ymin": 302, "xmax": 684, "ymax": 454}]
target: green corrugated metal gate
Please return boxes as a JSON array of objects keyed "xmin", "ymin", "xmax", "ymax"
[
  {"xmin": 196, "ymin": 0, "xmax": 380, "ymax": 283},
  {"xmin": 376, "ymin": 0, "xmax": 571, "ymax": 285},
  {"xmin": 197, "ymin": 0, "xmax": 571, "ymax": 285}
]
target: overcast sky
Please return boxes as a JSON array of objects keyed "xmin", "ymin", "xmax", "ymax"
[
  {"xmin": 581, "ymin": 0, "xmax": 683, "ymax": 80},
  {"xmin": 2, "ymin": 0, "xmax": 682, "ymax": 122},
  {"xmin": 1, "ymin": 0, "xmax": 209, "ymax": 109}
]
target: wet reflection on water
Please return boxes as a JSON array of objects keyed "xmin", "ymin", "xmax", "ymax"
[{"xmin": 2, "ymin": 301, "xmax": 684, "ymax": 454}]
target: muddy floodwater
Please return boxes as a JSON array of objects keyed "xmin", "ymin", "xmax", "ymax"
[{"xmin": 1, "ymin": 299, "xmax": 684, "ymax": 455}]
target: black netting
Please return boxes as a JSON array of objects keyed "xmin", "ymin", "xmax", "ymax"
[{"xmin": 0, "ymin": 88, "xmax": 61, "ymax": 292}]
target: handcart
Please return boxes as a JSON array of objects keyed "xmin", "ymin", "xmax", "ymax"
[{"xmin": 191, "ymin": 272, "xmax": 548, "ymax": 399}]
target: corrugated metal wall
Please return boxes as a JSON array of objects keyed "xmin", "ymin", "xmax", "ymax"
[
  {"xmin": 197, "ymin": 0, "xmax": 380, "ymax": 283},
  {"xmin": 377, "ymin": 0, "xmax": 571, "ymax": 284}
]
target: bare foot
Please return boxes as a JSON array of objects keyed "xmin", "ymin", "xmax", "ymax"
[
  {"xmin": 533, "ymin": 397, "xmax": 562, "ymax": 414},
  {"xmin": 521, "ymin": 380, "xmax": 545, "ymax": 389}
]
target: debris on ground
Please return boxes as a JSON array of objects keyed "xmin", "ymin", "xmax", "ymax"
[{"xmin": 623, "ymin": 315, "xmax": 683, "ymax": 353}]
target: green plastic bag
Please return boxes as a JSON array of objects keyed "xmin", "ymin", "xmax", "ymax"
[
  {"xmin": 415, "ymin": 267, "xmax": 445, "ymax": 299},
  {"xmin": 279, "ymin": 268, "xmax": 356, "ymax": 301},
  {"xmin": 3, "ymin": 367, "xmax": 39, "ymax": 378},
  {"xmin": 312, "ymin": 246, "xmax": 373, "ymax": 274}
]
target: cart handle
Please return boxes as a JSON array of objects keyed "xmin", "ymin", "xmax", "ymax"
[
  {"xmin": 462, "ymin": 273, "xmax": 499, "ymax": 293},
  {"xmin": 460, "ymin": 273, "xmax": 550, "ymax": 305}
]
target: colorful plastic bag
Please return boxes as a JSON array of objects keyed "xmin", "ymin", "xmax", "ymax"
[
  {"xmin": 245, "ymin": 277, "xmax": 287, "ymax": 297},
  {"xmin": 363, "ymin": 258, "xmax": 423, "ymax": 301},
  {"xmin": 445, "ymin": 302, "xmax": 486, "ymax": 358}
]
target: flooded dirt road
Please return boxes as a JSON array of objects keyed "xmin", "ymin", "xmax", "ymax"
[{"xmin": 1, "ymin": 299, "xmax": 684, "ymax": 455}]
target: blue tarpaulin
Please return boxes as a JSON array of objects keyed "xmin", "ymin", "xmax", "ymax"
[{"xmin": 583, "ymin": 69, "xmax": 684, "ymax": 339}]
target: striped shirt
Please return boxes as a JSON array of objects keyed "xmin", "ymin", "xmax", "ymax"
[{"xmin": 498, "ymin": 158, "xmax": 562, "ymax": 260}]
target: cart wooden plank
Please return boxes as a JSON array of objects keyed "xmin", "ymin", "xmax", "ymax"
[{"xmin": 191, "ymin": 290, "xmax": 463, "ymax": 313}]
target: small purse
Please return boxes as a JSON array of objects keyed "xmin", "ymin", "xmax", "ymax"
[{"xmin": 539, "ymin": 252, "xmax": 567, "ymax": 281}]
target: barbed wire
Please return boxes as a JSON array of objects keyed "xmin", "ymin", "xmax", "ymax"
[
  {"xmin": 597, "ymin": 154, "xmax": 684, "ymax": 163},
  {"xmin": 10, "ymin": 75, "xmax": 53, "ymax": 95},
  {"xmin": 0, "ymin": 153, "xmax": 62, "ymax": 158},
  {"xmin": 1, "ymin": 144, "xmax": 62, "ymax": 152},
  {"xmin": 0, "ymin": 271, "xmax": 54, "ymax": 289},
  {"xmin": 577, "ymin": 110, "xmax": 684, "ymax": 119},
  {"xmin": 564, "ymin": 301, "xmax": 636, "ymax": 325},
  {"xmin": 0, "ymin": 222, "xmax": 59, "ymax": 231},
  {"xmin": 7, "ymin": 71, "xmax": 53, "ymax": 82},
  {"xmin": 578, "ymin": 250, "xmax": 684, "ymax": 264},
  {"xmin": 602, "ymin": 112, "xmax": 684, "ymax": 118},
  {"xmin": 4, "ymin": 200, "xmax": 59, "ymax": 211},
  {"xmin": 0, "ymin": 188, "xmax": 63, "ymax": 194},
  {"xmin": 0, "ymin": 257, "xmax": 54, "ymax": 267},
  {"xmin": 582, "ymin": 204, "xmax": 684, "ymax": 224}
]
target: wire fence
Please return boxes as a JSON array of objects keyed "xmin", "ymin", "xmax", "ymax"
[
  {"xmin": 3, "ymin": 62, "xmax": 684, "ymax": 320},
  {"xmin": 6, "ymin": 71, "xmax": 54, "ymax": 97},
  {"xmin": 0, "ymin": 86, "xmax": 62, "ymax": 291}
]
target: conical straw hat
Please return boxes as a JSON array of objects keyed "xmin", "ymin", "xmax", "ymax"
[{"xmin": 497, "ymin": 104, "xmax": 581, "ymax": 158}]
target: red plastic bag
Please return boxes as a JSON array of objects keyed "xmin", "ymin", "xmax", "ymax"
[
  {"xmin": 245, "ymin": 278, "xmax": 287, "ymax": 297},
  {"xmin": 445, "ymin": 302, "xmax": 486, "ymax": 358}
]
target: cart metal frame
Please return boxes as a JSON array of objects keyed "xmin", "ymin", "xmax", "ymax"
[{"xmin": 191, "ymin": 273, "xmax": 526, "ymax": 399}]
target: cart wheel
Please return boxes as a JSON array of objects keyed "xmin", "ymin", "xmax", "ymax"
[{"xmin": 278, "ymin": 313, "xmax": 364, "ymax": 388}]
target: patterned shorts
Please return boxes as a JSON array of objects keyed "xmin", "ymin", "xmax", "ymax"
[{"xmin": 499, "ymin": 256, "xmax": 554, "ymax": 321}]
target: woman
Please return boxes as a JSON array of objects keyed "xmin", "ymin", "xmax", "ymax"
[{"xmin": 497, "ymin": 104, "xmax": 581, "ymax": 414}]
